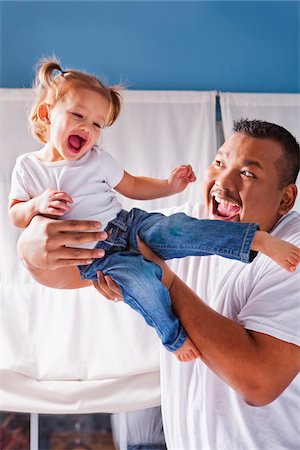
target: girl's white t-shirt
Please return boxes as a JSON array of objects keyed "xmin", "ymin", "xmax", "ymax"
[
  {"xmin": 9, "ymin": 146, "xmax": 124, "ymax": 247},
  {"xmin": 162, "ymin": 202, "xmax": 300, "ymax": 450}
]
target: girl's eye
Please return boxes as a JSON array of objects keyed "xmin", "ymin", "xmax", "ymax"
[
  {"xmin": 72, "ymin": 112, "xmax": 83, "ymax": 119},
  {"xmin": 93, "ymin": 122, "xmax": 102, "ymax": 129},
  {"xmin": 213, "ymin": 160, "xmax": 225, "ymax": 168}
]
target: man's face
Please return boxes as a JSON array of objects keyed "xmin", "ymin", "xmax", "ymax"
[{"xmin": 204, "ymin": 133, "xmax": 288, "ymax": 231}]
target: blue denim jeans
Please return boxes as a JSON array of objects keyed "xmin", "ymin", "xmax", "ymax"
[{"xmin": 79, "ymin": 208, "xmax": 258, "ymax": 351}]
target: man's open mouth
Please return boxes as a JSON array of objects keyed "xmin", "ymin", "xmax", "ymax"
[
  {"xmin": 212, "ymin": 194, "xmax": 241, "ymax": 219},
  {"xmin": 68, "ymin": 134, "xmax": 87, "ymax": 153}
]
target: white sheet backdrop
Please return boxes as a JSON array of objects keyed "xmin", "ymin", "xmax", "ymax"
[
  {"xmin": 220, "ymin": 92, "xmax": 300, "ymax": 212},
  {"xmin": 0, "ymin": 89, "xmax": 217, "ymax": 413},
  {"xmin": 102, "ymin": 90, "xmax": 218, "ymax": 210}
]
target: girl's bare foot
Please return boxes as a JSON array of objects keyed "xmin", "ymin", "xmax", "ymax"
[
  {"xmin": 252, "ymin": 231, "xmax": 300, "ymax": 272},
  {"xmin": 174, "ymin": 337, "xmax": 201, "ymax": 362}
]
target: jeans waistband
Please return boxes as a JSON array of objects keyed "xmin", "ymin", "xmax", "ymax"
[{"xmin": 108, "ymin": 209, "xmax": 134, "ymax": 232}]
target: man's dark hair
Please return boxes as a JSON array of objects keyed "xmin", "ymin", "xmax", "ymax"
[{"xmin": 233, "ymin": 119, "xmax": 300, "ymax": 189}]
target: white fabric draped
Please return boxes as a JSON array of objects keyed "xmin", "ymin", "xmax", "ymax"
[
  {"xmin": 0, "ymin": 89, "xmax": 217, "ymax": 413},
  {"xmin": 102, "ymin": 90, "xmax": 218, "ymax": 210},
  {"xmin": 220, "ymin": 92, "xmax": 300, "ymax": 212}
]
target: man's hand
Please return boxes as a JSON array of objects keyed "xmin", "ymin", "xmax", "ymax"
[
  {"xmin": 17, "ymin": 215, "xmax": 107, "ymax": 271},
  {"xmin": 91, "ymin": 237, "xmax": 176, "ymax": 301},
  {"xmin": 92, "ymin": 271, "xmax": 123, "ymax": 301},
  {"xmin": 17, "ymin": 215, "xmax": 108, "ymax": 289},
  {"xmin": 168, "ymin": 164, "xmax": 196, "ymax": 194}
]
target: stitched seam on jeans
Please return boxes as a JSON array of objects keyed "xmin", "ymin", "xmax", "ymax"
[
  {"xmin": 239, "ymin": 223, "xmax": 255, "ymax": 262},
  {"xmin": 149, "ymin": 244, "xmax": 244, "ymax": 259},
  {"xmin": 124, "ymin": 291, "xmax": 181, "ymax": 350}
]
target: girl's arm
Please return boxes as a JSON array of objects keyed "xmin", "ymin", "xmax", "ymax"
[
  {"xmin": 114, "ymin": 166, "xmax": 196, "ymax": 200},
  {"xmin": 9, "ymin": 198, "xmax": 44, "ymax": 228},
  {"xmin": 8, "ymin": 189, "xmax": 73, "ymax": 228}
]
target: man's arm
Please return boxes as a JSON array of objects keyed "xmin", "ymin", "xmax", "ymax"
[
  {"xmin": 17, "ymin": 215, "xmax": 107, "ymax": 289},
  {"xmin": 169, "ymin": 275, "xmax": 300, "ymax": 406},
  {"xmin": 137, "ymin": 239, "xmax": 300, "ymax": 407},
  {"xmin": 73, "ymin": 237, "xmax": 300, "ymax": 405}
]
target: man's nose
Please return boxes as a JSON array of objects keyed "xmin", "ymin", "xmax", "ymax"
[{"xmin": 214, "ymin": 169, "xmax": 237, "ymax": 191}]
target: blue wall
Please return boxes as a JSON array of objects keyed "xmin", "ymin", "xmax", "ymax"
[{"xmin": 1, "ymin": 1, "xmax": 299, "ymax": 92}]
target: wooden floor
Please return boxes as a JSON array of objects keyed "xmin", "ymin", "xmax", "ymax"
[{"xmin": 50, "ymin": 431, "xmax": 116, "ymax": 450}]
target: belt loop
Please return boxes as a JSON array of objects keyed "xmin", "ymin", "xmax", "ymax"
[{"xmin": 111, "ymin": 209, "xmax": 129, "ymax": 232}]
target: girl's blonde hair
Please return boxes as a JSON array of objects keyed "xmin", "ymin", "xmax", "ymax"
[{"xmin": 29, "ymin": 58, "xmax": 122, "ymax": 144}]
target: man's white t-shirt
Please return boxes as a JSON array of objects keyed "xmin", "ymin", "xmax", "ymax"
[
  {"xmin": 9, "ymin": 146, "xmax": 124, "ymax": 248},
  {"xmin": 162, "ymin": 202, "xmax": 300, "ymax": 450}
]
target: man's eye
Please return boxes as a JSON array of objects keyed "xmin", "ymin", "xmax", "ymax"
[{"xmin": 241, "ymin": 170, "xmax": 255, "ymax": 178}]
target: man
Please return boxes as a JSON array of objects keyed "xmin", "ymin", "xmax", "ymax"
[{"xmin": 18, "ymin": 120, "xmax": 300, "ymax": 449}]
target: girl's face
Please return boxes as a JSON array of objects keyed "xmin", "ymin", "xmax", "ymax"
[{"xmin": 43, "ymin": 87, "xmax": 110, "ymax": 161}]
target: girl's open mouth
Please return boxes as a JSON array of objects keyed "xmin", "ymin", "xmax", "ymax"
[{"xmin": 68, "ymin": 134, "xmax": 87, "ymax": 153}]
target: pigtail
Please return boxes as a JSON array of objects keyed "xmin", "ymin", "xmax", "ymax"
[
  {"xmin": 29, "ymin": 58, "xmax": 64, "ymax": 143},
  {"xmin": 36, "ymin": 58, "xmax": 64, "ymax": 90},
  {"xmin": 105, "ymin": 87, "xmax": 123, "ymax": 126}
]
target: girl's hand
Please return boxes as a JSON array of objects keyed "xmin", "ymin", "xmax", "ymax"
[
  {"xmin": 36, "ymin": 189, "xmax": 73, "ymax": 216},
  {"xmin": 168, "ymin": 164, "xmax": 196, "ymax": 194}
]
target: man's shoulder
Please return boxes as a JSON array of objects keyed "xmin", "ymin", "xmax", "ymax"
[{"xmin": 273, "ymin": 211, "xmax": 300, "ymax": 244}]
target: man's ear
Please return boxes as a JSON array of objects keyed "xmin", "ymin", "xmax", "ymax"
[
  {"xmin": 279, "ymin": 184, "xmax": 298, "ymax": 215},
  {"xmin": 37, "ymin": 103, "xmax": 50, "ymax": 124}
]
